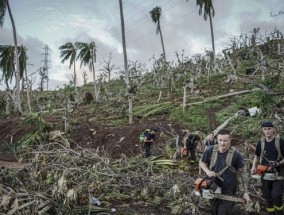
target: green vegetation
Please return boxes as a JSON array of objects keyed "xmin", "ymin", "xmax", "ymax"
[
  {"xmin": 18, "ymin": 113, "xmax": 51, "ymax": 150},
  {"xmin": 170, "ymin": 106, "xmax": 211, "ymax": 132}
]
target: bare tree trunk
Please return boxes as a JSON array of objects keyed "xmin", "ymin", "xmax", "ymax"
[
  {"xmin": 158, "ymin": 20, "xmax": 166, "ymax": 61},
  {"xmin": 206, "ymin": 62, "xmax": 210, "ymax": 84},
  {"xmin": 257, "ymin": 48, "xmax": 266, "ymax": 81},
  {"xmin": 64, "ymin": 98, "xmax": 69, "ymax": 133},
  {"xmin": 183, "ymin": 86, "xmax": 187, "ymax": 112},
  {"xmin": 5, "ymin": 91, "xmax": 12, "ymax": 115},
  {"xmin": 277, "ymin": 41, "xmax": 281, "ymax": 55},
  {"xmin": 225, "ymin": 52, "xmax": 237, "ymax": 75},
  {"xmin": 25, "ymin": 69, "xmax": 32, "ymax": 113},
  {"xmin": 119, "ymin": 0, "xmax": 132, "ymax": 124},
  {"xmin": 157, "ymin": 90, "xmax": 162, "ymax": 103},
  {"xmin": 92, "ymin": 60, "xmax": 98, "ymax": 102},
  {"xmin": 73, "ymin": 61, "xmax": 78, "ymax": 104},
  {"xmin": 209, "ymin": 12, "xmax": 215, "ymax": 63},
  {"xmin": 190, "ymin": 78, "xmax": 194, "ymax": 93}
]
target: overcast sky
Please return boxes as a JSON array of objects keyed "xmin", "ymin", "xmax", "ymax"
[{"xmin": 0, "ymin": 0, "xmax": 283, "ymax": 90}]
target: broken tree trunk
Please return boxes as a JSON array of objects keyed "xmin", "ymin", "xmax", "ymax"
[
  {"xmin": 187, "ymin": 89, "xmax": 259, "ymax": 106},
  {"xmin": 212, "ymin": 111, "xmax": 241, "ymax": 135}
]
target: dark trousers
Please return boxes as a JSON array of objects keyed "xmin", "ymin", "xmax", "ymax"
[
  {"xmin": 144, "ymin": 142, "xmax": 153, "ymax": 158},
  {"xmin": 262, "ymin": 179, "xmax": 284, "ymax": 214},
  {"xmin": 209, "ymin": 189, "xmax": 235, "ymax": 215},
  {"xmin": 186, "ymin": 144, "xmax": 196, "ymax": 160},
  {"xmin": 189, "ymin": 148, "xmax": 196, "ymax": 160}
]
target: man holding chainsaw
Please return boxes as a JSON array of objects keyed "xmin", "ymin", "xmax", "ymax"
[
  {"xmin": 251, "ymin": 121, "xmax": 284, "ymax": 215},
  {"xmin": 199, "ymin": 129, "xmax": 251, "ymax": 215}
]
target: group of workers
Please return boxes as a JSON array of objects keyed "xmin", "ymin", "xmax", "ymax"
[{"xmin": 140, "ymin": 121, "xmax": 284, "ymax": 215}]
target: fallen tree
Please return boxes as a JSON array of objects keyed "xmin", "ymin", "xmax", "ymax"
[{"xmin": 186, "ymin": 89, "xmax": 259, "ymax": 106}]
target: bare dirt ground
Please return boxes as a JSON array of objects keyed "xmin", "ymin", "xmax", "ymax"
[
  {"xmin": 0, "ymin": 113, "xmax": 185, "ymax": 168},
  {"xmin": 0, "ymin": 116, "xmax": 31, "ymax": 168}
]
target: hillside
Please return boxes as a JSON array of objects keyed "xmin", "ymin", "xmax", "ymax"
[
  {"xmin": 1, "ymin": 34, "xmax": 284, "ymax": 214},
  {"xmin": 0, "ymin": 73, "xmax": 282, "ymax": 214}
]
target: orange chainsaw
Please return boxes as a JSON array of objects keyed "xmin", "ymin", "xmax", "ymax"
[
  {"xmin": 194, "ymin": 177, "xmax": 245, "ymax": 203},
  {"xmin": 252, "ymin": 164, "xmax": 284, "ymax": 180}
]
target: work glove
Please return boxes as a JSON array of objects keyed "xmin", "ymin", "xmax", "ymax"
[{"xmin": 181, "ymin": 147, "xmax": 188, "ymax": 155}]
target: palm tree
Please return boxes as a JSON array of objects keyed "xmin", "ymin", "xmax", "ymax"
[
  {"xmin": 192, "ymin": 0, "xmax": 216, "ymax": 62},
  {"xmin": 59, "ymin": 42, "xmax": 78, "ymax": 102},
  {"xmin": 150, "ymin": 6, "xmax": 166, "ymax": 61},
  {"xmin": 76, "ymin": 41, "xmax": 98, "ymax": 101},
  {"xmin": 0, "ymin": 0, "xmax": 21, "ymax": 113}
]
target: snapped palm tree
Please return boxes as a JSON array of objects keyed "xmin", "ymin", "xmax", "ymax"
[
  {"xmin": 150, "ymin": 6, "xmax": 166, "ymax": 61},
  {"xmin": 191, "ymin": 0, "xmax": 216, "ymax": 62},
  {"xmin": 59, "ymin": 42, "xmax": 78, "ymax": 102},
  {"xmin": 76, "ymin": 41, "xmax": 98, "ymax": 101},
  {"xmin": 0, "ymin": 0, "xmax": 21, "ymax": 113}
]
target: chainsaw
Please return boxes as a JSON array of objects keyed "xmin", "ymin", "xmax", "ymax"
[
  {"xmin": 194, "ymin": 177, "xmax": 245, "ymax": 203},
  {"xmin": 255, "ymin": 164, "xmax": 284, "ymax": 181},
  {"xmin": 252, "ymin": 173, "xmax": 284, "ymax": 181},
  {"xmin": 194, "ymin": 189, "xmax": 245, "ymax": 203}
]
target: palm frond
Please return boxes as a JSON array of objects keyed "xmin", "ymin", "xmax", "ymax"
[
  {"xmin": 0, "ymin": 0, "xmax": 7, "ymax": 28},
  {"xmin": 59, "ymin": 42, "xmax": 77, "ymax": 69}
]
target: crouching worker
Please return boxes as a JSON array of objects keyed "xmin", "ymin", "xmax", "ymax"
[
  {"xmin": 199, "ymin": 129, "xmax": 251, "ymax": 215},
  {"xmin": 142, "ymin": 128, "xmax": 158, "ymax": 158},
  {"xmin": 251, "ymin": 121, "xmax": 284, "ymax": 215},
  {"xmin": 183, "ymin": 128, "xmax": 202, "ymax": 164}
]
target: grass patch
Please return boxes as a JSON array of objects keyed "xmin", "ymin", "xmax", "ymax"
[{"xmin": 170, "ymin": 106, "xmax": 210, "ymax": 132}]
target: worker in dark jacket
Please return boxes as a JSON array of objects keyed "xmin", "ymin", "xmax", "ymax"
[
  {"xmin": 143, "ymin": 128, "xmax": 158, "ymax": 158},
  {"xmin": 251, "ymin": 121, "xmax": 284, "ymax": 215}
]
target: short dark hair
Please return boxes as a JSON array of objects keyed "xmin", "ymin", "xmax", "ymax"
[
  {"xmin": 261, "ymin": 121, "xmax": 274, "ymax": 128},
  {"xmin": 217, "ymin": 129, "xmax": 230, "ymax": 136}
]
